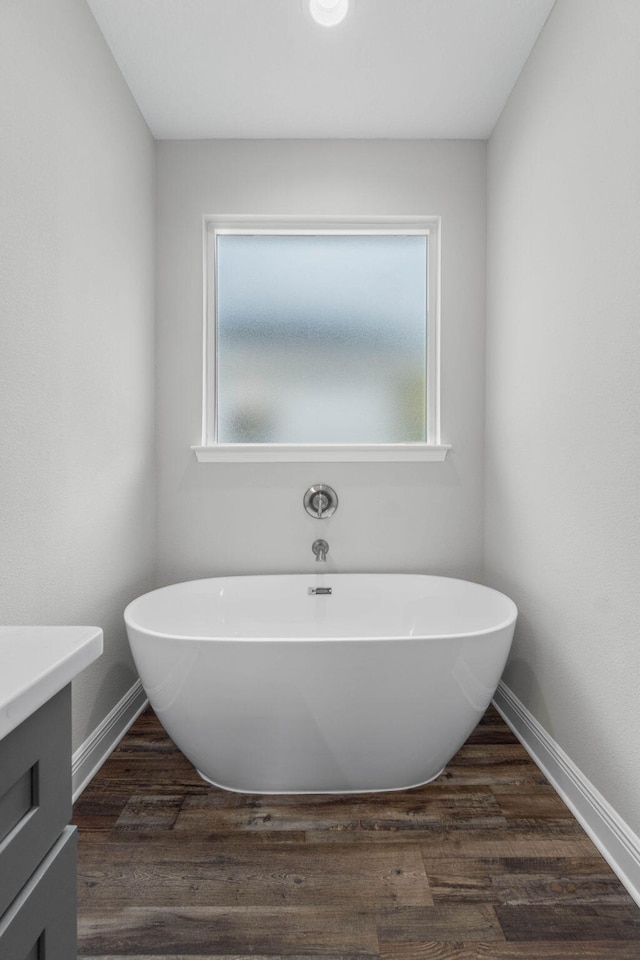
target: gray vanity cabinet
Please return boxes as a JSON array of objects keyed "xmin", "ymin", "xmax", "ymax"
[{"xmin": 0, "ymin": 685, "xmax": 77, "ymax": 960}]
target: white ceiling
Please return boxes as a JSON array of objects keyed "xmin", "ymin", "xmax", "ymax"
[{"xmin": 86, "ymin": 0, "xmax": 556, "ymax": 140}]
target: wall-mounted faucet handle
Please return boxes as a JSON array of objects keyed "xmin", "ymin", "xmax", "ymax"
[
  {"xmin": 312, "ymin": 539, "xmax": 329, "ymax": 562},
  {"xmin": 312, "ymin": 491, "xmax": 329, "ymax": 518},
  {"xmin": 304, "ymin": 484, "xmax": 338, "ymax": 519}
]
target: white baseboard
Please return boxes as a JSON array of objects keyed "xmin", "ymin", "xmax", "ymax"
[
  {"xmin": 493, "ymin": 680, "xmax": 640, "ymax": 908},
  {"xmin": 72, "ymin": 679, "xmax": 148, "ymax": 802}
]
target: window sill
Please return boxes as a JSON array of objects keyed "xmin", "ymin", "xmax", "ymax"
[{"xmin": 192, "ymin": 444, "xmax": 451, "ymax": 463}]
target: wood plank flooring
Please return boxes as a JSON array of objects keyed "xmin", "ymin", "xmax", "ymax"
[{"xmin": 74, "ymin": 706, "xmax": 640, "ymax": 959}]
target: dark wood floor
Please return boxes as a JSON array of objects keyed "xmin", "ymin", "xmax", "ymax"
[{"xmin": 74, "ymin": 706, "xmax": 640, "ymax": 959}]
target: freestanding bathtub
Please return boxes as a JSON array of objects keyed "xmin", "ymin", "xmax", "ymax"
[{"xmin": 124, "ymin": 574, "xmax": 517, "ymax": 794}]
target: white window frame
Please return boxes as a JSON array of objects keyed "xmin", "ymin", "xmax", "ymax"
[{"xmin": 193, "ymin": 215, "xmax": 450, "ymax": 463}]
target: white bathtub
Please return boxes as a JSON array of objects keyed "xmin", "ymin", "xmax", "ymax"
[{"xmin": 124, "ymin": 574, "xmax": 517, "ymax": 794}]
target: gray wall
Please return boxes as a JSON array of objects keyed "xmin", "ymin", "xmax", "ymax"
[
  {"xmin": 0, "ymin": 0, "xmax": 157, "ymax": 750},
  {"xmin": 486, "ymin": 0, "xmax": 640, "ymax": 832},
  {"xmin": 156, "ymin": 140, "xmax": 486, "ymax": 585}
]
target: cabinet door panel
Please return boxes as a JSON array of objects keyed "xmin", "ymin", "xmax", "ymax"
[
  {"xmin": 0, "ymin": 687, "xmax": 71, "ymax": 916},
  {"xmin": 0, "ymin": 826, "xmax": 77, "ymax": 960}
]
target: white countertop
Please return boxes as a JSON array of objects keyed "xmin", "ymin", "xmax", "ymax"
[{"xmin": 0, "ymin": 626, "xmax": 103, "ymax": 740}]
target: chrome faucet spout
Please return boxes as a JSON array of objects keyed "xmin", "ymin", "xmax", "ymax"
[{"xmin": 312, "ymin": 539, "xmax": 329, "ymax": 562}]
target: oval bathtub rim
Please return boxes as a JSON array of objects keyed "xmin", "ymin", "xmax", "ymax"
[{"xmin": 124, "ymin": 572, "xmax": 518, "ymax": 645}]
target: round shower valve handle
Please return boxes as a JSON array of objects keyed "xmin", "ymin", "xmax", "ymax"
[{"xmin": 304, "ymin": 484, "xmax": 338, "ymax": 519}]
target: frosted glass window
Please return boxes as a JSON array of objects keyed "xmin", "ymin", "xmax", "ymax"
[{"xmin": 215, "ymin": 234, "xmax": 428, "ymax": 444}]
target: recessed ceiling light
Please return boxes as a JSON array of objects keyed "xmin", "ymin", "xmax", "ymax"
[{"xmin": 309, "ymin": 0, "xmax": 349, "ymax": 27}]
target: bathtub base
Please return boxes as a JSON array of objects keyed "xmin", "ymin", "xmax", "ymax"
[{"xmin": 195, "ymin": 766, "xmax": 447, "ymax": 796}]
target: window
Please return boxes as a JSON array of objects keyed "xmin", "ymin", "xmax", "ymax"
[{"xmin": 194, "ymin": 216, "xmax": 449, "ymax": 462}]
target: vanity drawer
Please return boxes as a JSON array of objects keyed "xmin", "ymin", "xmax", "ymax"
[
  {"xmin": 0, "ymin": 825, "xmax": 77, "ymax": 960},
  {"xmin": 0, "ymin": 686, "xmax": 71, "ymax": 917}
]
